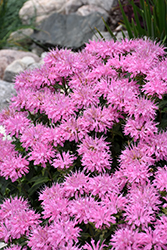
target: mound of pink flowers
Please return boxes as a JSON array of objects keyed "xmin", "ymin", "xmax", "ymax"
[{"xmin": 0, "ymin": 38, "xmax": 167, "ymax": 249}]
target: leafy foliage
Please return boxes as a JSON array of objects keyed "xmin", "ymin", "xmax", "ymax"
[
  {"xmin": 118, "ymin": 0, "xmax": 167, "ymax": 46},
  {"xmin": 0, "ymin": 0, "xmax": 32, "ymax": 49}
]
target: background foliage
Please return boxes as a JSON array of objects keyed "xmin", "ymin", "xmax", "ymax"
[
  {"xmin": 118, "ymin": 0, "xmax": 167, "ymax": 46},
  {"xmin": 0, "ymin": 0, "xmax": 32, "ymax": 49}
]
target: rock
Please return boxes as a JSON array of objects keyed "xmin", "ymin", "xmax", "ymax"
[
  {"xmin": 60, "ymin": 0, "xmax": 83, "ymax": 14},
  {"xmin": 31, "ymin": 12, "xmax": 108, "ymax": 50},
  {"xmin": 92, "ymin": 30, "xmax": 129, "ymax": 42},
  {"xmin": 0, "ymin": 57, "xmax": 10, "ymax": 82},
  {"xmin": 3, "ymin": 56, "xmax": 37, "ymax": 82},
  {"xmin": 0, "ymin": 242, "xmax": 7, "ymax": 249},
  {"xmin": 8, "ymin": 28, "xmax": 34, "ymax": 46},
  {"xmin": 81, "ymin": 0, "xmax": 116, "ymax": 11},
  {"xmin": 76, "ymin": 4, "xmax": 108, "ymax": 16},
  {"xmin": 91, "ymin": 31, "xmax": 112, "ymax": 41},
  {"xmin": 114, "ymin": 30, "xmax": 129, "ymax": 42},
  {"xmin": 0, "ymin": 49, "xmax": 40, "ymax": 80},
  {"xmin": 0, "ymin": 80, "xmax": 16, "ymax": 112},
  {"xmin": 19, "ymin": 0, "xmax": 66, "ymax": 25},
  {"xmin": 19, "ymin": 0, "xmax": 117, "ymax": 25}
]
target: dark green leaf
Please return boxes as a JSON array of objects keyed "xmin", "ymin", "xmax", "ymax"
[
  {"xmin": 118, "ymin": 0, "xmax": 134, "ymax": 39},
  {"xmin": 101, "ymin": 17, "xmax": 117, "ymax": 42}
]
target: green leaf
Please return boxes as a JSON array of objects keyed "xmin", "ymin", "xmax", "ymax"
[
  {"xmin": 101, "ymin": 17, "xmax": 117, "ymax": 42},
  {"xmin": 161, "ymin": 107, "xmax": 167, "ymax": 113},
  {"xmin": 131, "ymin": 18, "xmax": 139, "ymax": 37},
  {"xmin": 158, "ymin": 99, "xmax": 167, "ymax": 108},
  {"xmin": 28, "ymin": 176, "xmax": 50, "ymax": 185},
  {"xmin": 121, "ymin": 30, "xmax": 126, "ymax": 39},
  {"xmin": 94, "ymin": 27, "xmax": 105, "ymax": 41},
  {"xmin": 130, "ymin": 0, "xmax": 145, "ymax": 35},
  {"xmin": 118, "ymin": 0, "xmax": 134, "ymax": 39},
  {"xmin": 143, "ymin": 0, "xmax": 152, "ymax": 36},
  {"xmin": 156, "ymin": 0, "xmax": 166, "ymax": 33}
]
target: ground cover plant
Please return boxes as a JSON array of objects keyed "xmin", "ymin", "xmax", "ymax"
[{"xmin": 0, "ymin": 38, "xmax": 167, "ymax": 249}]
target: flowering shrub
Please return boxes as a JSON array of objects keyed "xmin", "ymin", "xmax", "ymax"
[{"xmin": 0, "ymin": 38, "xmax": 167, "ymax": 249}]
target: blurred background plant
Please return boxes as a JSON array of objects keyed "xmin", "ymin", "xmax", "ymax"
[
  {"xmin": 0, "ymin": 0, "xmax": 34, "ymax": 50},
  {"xmin": 111, "ymin": 0, "xmax": 167, "ymax": 46}
]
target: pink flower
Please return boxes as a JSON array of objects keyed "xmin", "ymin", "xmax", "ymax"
[
  {"xmin": 153, "ymin": 215, "xmax": 167, "ymax": 247},
  {"xmin": 0, "ymin": 197, "xmax": 40, "ymax": 242},
  {"xmin": 0, "ymin": 110, "xmax": 30, "ymax": 138},
  {"xmin": 143, "ymin": 58, "xmax": 167, "ymax": 98},
  {"xmin": 70, "ymin": 84, "xmax": 100, "ymax": 109},
  {"xmin": 153, "ymin": 165, "xmax": 167, "ymax": 192},
  {"xmin": 59, "ymin": 117, "xmax": 87, "ymax": 143},
  {"xmin": 124, "ymin": 97, "xmax": 158, "ymax": 121},
  {"xmin": 5, "ymin": 246, "xmax": 27, "ymax": 250},
  {"xmin": 77, "ymin": 135, "xmax": 112, "ymax": 173},
  {"xmin": 52, "ymin": 151, "xmax": 76, "ymax": 170},
  {"xmin": 42, "ymin": 92, "xmax": 77, "ymax": 123},
  {"xmin": 83, "ymin": 239, "xmax": 107, "ymax": 250},
  {"xmin": 119, "ymin": 143, "xmax": 154, "ymax": 185},
  {"xmin": 88, "ymin": 173, "xmax": 126, "ymax": 198},
  {"xmin": 0, "ymin": 136, "xmax": 29, "ymax": 182},
  {"xmin": 62, "ymin": 171, "xmax": 90, "ymax": 198},
  {"xmin": 0, "ymin": 154, "xmax": 29, "ymax": 182},
  {"xmin": 39, "ymin": 184, "xmax": 70, "ymax": 222},
  {"xmin": 106, "ymin": 78, "xmax": 139, "ymax": 111},
  {"xmin": 28, "ymin": 225, "xmax": 51, "ymax": 250},
  {"xmin": 81, "ymin": 105, "xmax": 114, "ymax": 133},
  {"xmin": 150, "ymin": 131, "xmax": 167, "ymax": 161},
  {"xmin": 124, "ymin": 118, "xmax": 158, "ymax": 142},
  {"xmin": 110, "ymin": 226, "xmax": 139, "ymax": 250},
  {"xmin": 28, "ymin": 143, "xmax": 55, "ymax": 168},
  {"xmin": 124, "ymin": 184, "xmax": 160, "ymax": 229},
  {"xmin": 69, "ymin": 196, "xmax": 118, "ymax": 229},
  {"xmin": 47, "ymin": 219, "xmax": 81, "ymax": 249}
]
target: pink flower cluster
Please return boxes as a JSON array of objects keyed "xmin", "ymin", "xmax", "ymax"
[{"xmin": 0, "ymin": 38, "xmax": 167, "ymax": 249}]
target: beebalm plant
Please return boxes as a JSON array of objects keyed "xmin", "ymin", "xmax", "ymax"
[{"xmin": 1, "ymin": 38, "xmax": 167, "ymax": 249}]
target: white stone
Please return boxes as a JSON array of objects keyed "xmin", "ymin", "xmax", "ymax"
[
  {"xmin": 92, "ymin": 30, "xmax": 129, "ymax": 42},
  {"xmin": 92, "ymin": 31, "xmax": 112, "ymax": 41},
  {"xmin": 0, "ymin": 242, "xmax": 7, "ymax": 249},
  {"xmin": 5, "ymin": 60, "xmax": 25, "ymax": 74},
  {"xmin": 0, "ymin": 49, "xmax": 40, "ymax": 80},
  {"xmin": 115, "ymin": 30, "xmax": 129, "ymax": 42},
  {"xmin": 0, "ymin": 80, "xmax": 16, "ymax": 111},
  {"xmin": 0, "ymin": 126, "xmax": 12, "ymax": 141},
  {"xmin": 76, "ymin": 4, "xmax": 107, "ymax": 16},
  {"xmin": 19, "ymin": 0, "xmax": 116, "ymax": 24},
  {"xmin": 20, "ymin": 56, "xmax": 35, "ymax": 65},
  {"xmin": 19, "ymin": 0, "xmax": 66, "ymax": 24},
  {"xmin": 81, "ymin": 0, "xmax": 115, "ymax": 11},
  {"xmin": 61, "ymin": 0, "xmax": 83, "ymax": 14},
  {"xmin": 8, "ymin": 28, "xmax": 33, "ymax": 44},
  {"xmin": 3, "ymin": 56, "xmax": 37, "ymax": 82}
]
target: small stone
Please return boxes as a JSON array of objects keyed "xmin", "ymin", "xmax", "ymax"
[
  {"xmin": 91, "ymin": 31, "xmax": 112, "ymax": 41},
  {"xmin": 19, "ymin": 0, "xmax": 66, "ymax": 25},
  {"xmin": 0, "ymin": 49, "xmax": 40, "ymax": 80},
  {"xmin": 0, "ymin": 80, "xmax": 16, "ymax": 112},
  {"xmin": 8, "ymin": 28, "xmax": 34, "ymax": 45},
  {"xmin": 3, "ymin": 56, "xmax": 37, "ymax": 82},
  {"xmin": 76, "ymin": 5, "xmax": 107, "ymax": 16}
]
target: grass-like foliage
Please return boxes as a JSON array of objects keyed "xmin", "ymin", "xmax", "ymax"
[
  {"xmin": 118, "ymin": 0, "xmax": 167, "ymax": 46},
  {"xmin": 0, "ymin": 0, "xmax": 31, "ymax": 49},
  {"xmin": 0, "ymin": 38, "xmax": 167, "ymax": 249}
]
